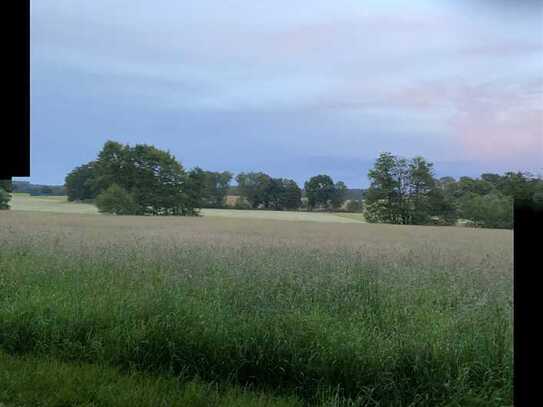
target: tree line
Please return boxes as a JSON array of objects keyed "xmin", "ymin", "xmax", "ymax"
[
  {"xmin": 2, "ymin": 140, "xmax": 542, "ymax": 229},
  {"xmin": 364, "ymin": 152, "xmax": 543, "ymax": 228},
  {"xmin": 62, "ymin": 140, "xmax": 354, "ymax": 215},
  {"xmin": 11, "ymin": 181, "xmax": 65, "ymax": 196}
]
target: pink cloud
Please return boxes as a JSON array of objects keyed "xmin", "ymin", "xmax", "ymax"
[
  {"xmin": 388, "ymin": 79, "xmax": 543, "ymax": 163},
  {"xmin": 315, "ymin": 77, "xmax": 543, "ymax": 165}
]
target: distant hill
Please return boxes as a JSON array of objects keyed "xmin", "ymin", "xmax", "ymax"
[{"xmin": 13, "ymin": 181, "xmax": 66, "ymax": 196}]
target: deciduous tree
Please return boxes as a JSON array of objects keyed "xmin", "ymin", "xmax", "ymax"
[
  {"xmin": 65, "ymin": 162, "xmax": 99, "ymax": 201},
  {"xmin": 304, "ymin": 175, "xmax": 336, "ymax": 211}
]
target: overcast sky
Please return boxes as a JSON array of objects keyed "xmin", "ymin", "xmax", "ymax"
[{"xmin": 25, "ymin": 0, "xmax": 543, "ymax": 187}]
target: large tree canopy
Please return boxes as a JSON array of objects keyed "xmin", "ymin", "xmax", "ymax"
[
  {"xmin": 199, "ymin": 170, "xmax": 233, "ymax": 208},
  {"xmin": 236, "ymin": 172, "xmax": 273, "ymax": 209},
  {"xmin": 304, "ymin": 175, "xmax": 347, "ymax": 211},
  {"xmin": 236, "ymin": 172, "xmax": 302, "ymax": 210},
  {"xmin": 66, "ymin": 141, "xmax": 198, "ymax": 216},
  {"xmin": 364, "ymin": 153, "xmax": 457, "ymax": 225},
  {"xmin": 65, "ymin": 162, "xmax": 98, "ymax": 201},
  {"xmin": 267, "ymin": 178, "xmax": 302, "ymax": 210}
]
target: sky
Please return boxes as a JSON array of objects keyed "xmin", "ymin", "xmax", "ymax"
[{"xmin": 25, "ymin": 0, "xmax": 543, "ymax": 187}]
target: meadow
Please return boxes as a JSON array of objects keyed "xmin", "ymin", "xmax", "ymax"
[
  {"xmin": 0, "ymin": 207, "xmax": 513, "ymax": 406},
  {"xmin": 9, "ymin": 193, "xmax": 365, "ymax": 223}
]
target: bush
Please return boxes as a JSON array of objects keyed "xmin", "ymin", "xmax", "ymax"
[
  {"xmin": 95, "ymin": 184, "xmax": 138, "ymax": 215},
  {"xmin": 0, "ymin": 188, "xmax": 10, "ymax": 209},
  {"xmin": 345, "ymin": 200, "xmax": 363, "ymax": 213},
  {"xmin": 233, "ymin": 198, "xmax": 252, "ymax": 210},
  {"xmin": 0, "ymin": 180, "xmax": 12, "ymax": 209}
]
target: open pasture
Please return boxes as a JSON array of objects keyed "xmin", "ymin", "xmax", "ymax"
[
  {"xmin": 9, "ymin": 193, "xmax": 365, "ymax": 223},
  {"xmin": 0, "ymin": 211, "xmax": 513, "ymax": 405},
  {"xmin": 9, "ymin": 193, "xmax": 99, "ymax": 215}
]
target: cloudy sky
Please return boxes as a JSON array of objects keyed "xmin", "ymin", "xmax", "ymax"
[{"xmin": 27, "ymin": 0, "xmax": 543, "ymax": 187}]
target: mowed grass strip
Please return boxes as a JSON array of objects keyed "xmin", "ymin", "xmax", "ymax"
[{"xmin": 0, "ymin": 212, "xmax": 513, "ymax": 406}]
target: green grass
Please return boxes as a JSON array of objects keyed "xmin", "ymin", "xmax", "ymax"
[
  {"xmin": 201, "ymin": 208, "xmax": 365, "ymax": 223},
  {"xmin": 10, "ymin": 193, "xmax": 99, "ymax": 215},
  {"xmin": 0, "ymin": 212, "xmax": 512, "ymax": 406},
  {"xmin": 334, "ymin": 213, "xmax": 366, "ymax": 222},
  {"xmin": 9, "ymin": 194, "xmax": 365, "ymax": 223},
  {"xmin": 0, "ymin": 351, "xmax": 302, "ymax": 407}
]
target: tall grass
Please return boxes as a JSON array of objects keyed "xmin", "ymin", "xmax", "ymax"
[
  {"xmin": 0, "ymin": 351, "xmax": 302, "ymax": 407},
  {"xmin": 0, "ymin": 212, "xmax": 513, "ymax": 405}
]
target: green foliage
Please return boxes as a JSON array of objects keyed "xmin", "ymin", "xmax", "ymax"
[
  {"xmin": 364, "ymin": 153, "xmax": 398, "ymax": 222},
  {"xmin": 236, "ymin": 173, "xmax": 302, "ymax": 210},
  {"xmin": 236, "ymin": 172, "xmax": 273, "ymax": 208},
  {"xmin": 458, "ymin": 192, "xmax": 513, "ymax": 229},
  {"xmin": 280, "ymin": 179, "xmax": 303, "ymax": 210},
  {"xmin": 427, "ymin": 188, "xmax": 458, "ymax": 225},
  {"xmin": 63, "ymin": 143, "xmax": 542, "ymax": 224},
  {"xmin": 0, "ymin": 180, "xmax": 12, "ymax": 209},
  {"xmin": 365, "ymin": 153, "xmax": 452, "ymax": 225},
  {"xmin": 496, "ymin": 171, "xmax": 540, "ymax": 200},
  {"xmin": 456, "ymin": 176, "xmax": 494, "ymax": 197},
  {"xmin": 65, "ymin": 140, "xmax": 201, "ymax": 216},
  {"xmin": 345, "ymin": 200, "xmax": 363, "ymax": 213},
  {"xmin": 480, "ymin": 173, "xmax": 502, "ymax": 187},
  {"xmin": 127, "ymin": 144, "xmax": 188, "ymax": 215},
  {"xmin": 304, "ymin": 175, "xmax": 346, "ymax": 211},
  {"xmin": 330, "ymin": 181, "xmax": 347, "ymax": 209},
  {"xmin": 183, "ymin": 167, "xmax": 207, "ymax": 216},
  {"xmin": 93, "ymin": 141, "xmax": 133, "ymax": 193},
  {"xmin": 65, "ymin": 161, "xmax": 99, "ymax": 201},
  {"xmin": 233, "ymin": 198, "xmax": 252, "ymax": 210},
  {"xmin": 364, "ymin": 155, "xmax": 543, "ymax": 228},
  {"xmin": 199, "ymin": 170, "xmax": 233, "ymax": 208},
  {"xmin": 95, "ymin": 184, "xmax": 138, "ymax": 215},
  {"xmin": 305, "ymin": 174, "xmax": 333, "ymax": 210},
  {"xmin": 436, "ymin": 172, "xmax": 542, "ymax": 228},
  {"xmin": 267, "ymin": 178, "xmax": 302, "ymax": 210}
]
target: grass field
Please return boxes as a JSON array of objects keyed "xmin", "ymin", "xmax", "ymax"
[
  {"xmin": 9, "ymin": 193, "xmax": 365, "ymax": 224},
  {"xmin": 0, "ymin": 209, "xmax": 513, "ymax": 406},
  {"xmin": 10, "ymin": 193, "xmax": 99, "ymax": 215},
  {"xmin": 0, "ymin": 351, "xmax": 301, "ymax": 407}
]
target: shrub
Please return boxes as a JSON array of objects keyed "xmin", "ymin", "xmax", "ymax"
[
  {"xmin": 95, "ymin": 184, "xmax": 138, "ymax": 215},
  {"xmin": 0, "ymin": 180, "xmax": 12, "ymax": 209},
  {"xmin": 345, "ymin": 200, "xmax": 363, "ymax": 213},
  {"xmin": 233, "ymin": 198, "xmax": 252, "ymax": 210}
]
